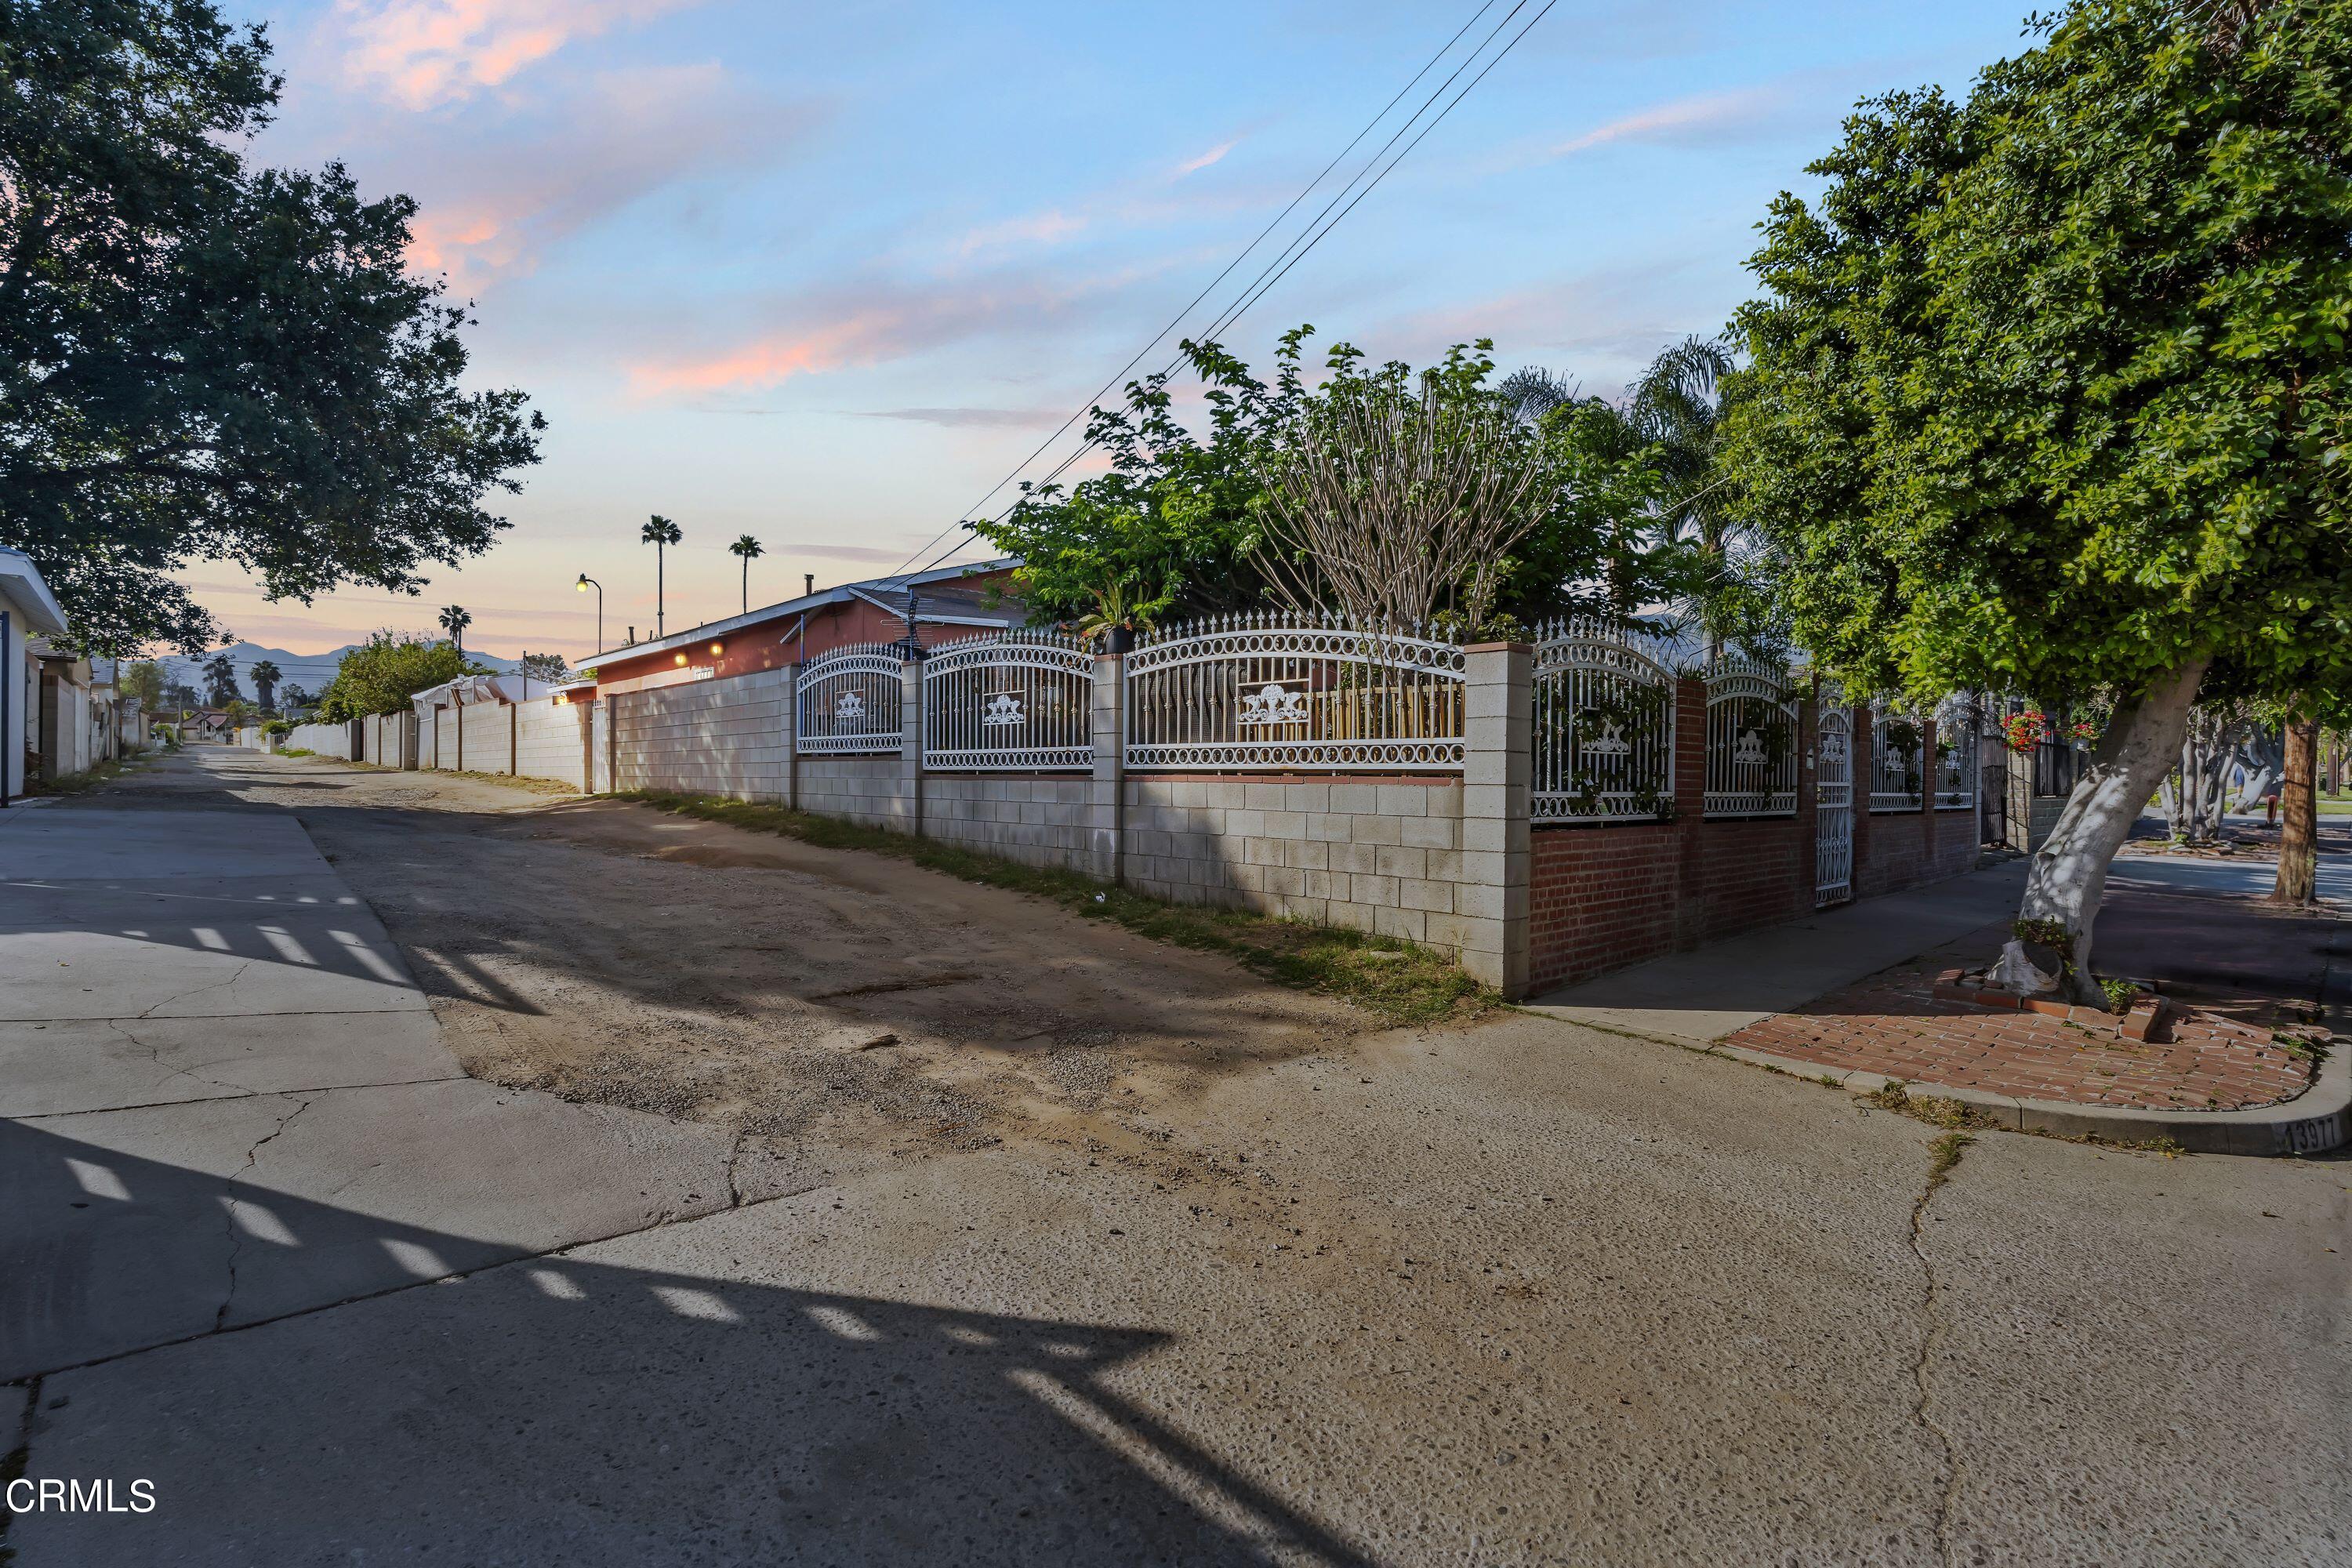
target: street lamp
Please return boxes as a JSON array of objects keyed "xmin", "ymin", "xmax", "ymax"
[{"xmin": 575, "ymin": 573, "xmax": 603, "ymax": 654}]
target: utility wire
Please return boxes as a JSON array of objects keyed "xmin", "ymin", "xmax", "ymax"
[
  {"xmin": 909, "ymin": 0, "xmax": 1558, "ymax": 582},
  {"xmin": 880, "ymin": 0, "xmax": 1505, "ymax": 585}
]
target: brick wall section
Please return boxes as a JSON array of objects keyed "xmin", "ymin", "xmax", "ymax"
[
  {"xmin": 1530, "ymin": 822, "xmax": 1679, "ymax": 993},
  {"xmin": 1696, "ymin": 816, "xmax": 1812, "ymax": 941}
]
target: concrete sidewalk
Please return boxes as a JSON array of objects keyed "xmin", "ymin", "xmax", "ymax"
[
  {"xmin": 0, "ymin": 790, "xmax": 739, "ymax": 1380},
  {"xmin": 1528, "ymin": 859, "xmax": 2033, "ymax": 1046}
]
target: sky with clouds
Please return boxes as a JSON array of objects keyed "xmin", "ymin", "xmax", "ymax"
[{"xmin": 191, "ymin": 0, "xmax": 2036, "ymax": 660}]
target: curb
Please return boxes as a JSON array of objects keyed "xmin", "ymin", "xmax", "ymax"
[{"xmin": 1711, "ymin": 1036, "xmax": 2349, "ymax": 1156}]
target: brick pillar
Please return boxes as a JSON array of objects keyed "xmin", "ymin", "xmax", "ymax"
[
  {"xmin": 1850, "ymin": 703, "xmax": 1874, "ymax": 895},
  {"xmin": 1671, "ymin": 674, "xmax": 1708, "ymax": 949},
  {"xmin": 1460, "ymin": 642, "xmax": 1533, "ymax": 998},
  {"xmin": 899, "ymin": 656, "xmax": 924, "ymax": 837},
  {"xmin": 1920, "ymin": 713, "xmax": 1940, "ymax": 871},
  {"xmin": 1089, "ymin": 652, "xmax": 1124, "ymax": 884},
  {"xmin": 1795, "ymin": 691, "xmax": 1819, "ymax": 918}
]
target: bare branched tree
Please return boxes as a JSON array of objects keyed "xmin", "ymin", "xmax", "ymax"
[{"xmin": 1252, "ymin": 372, "xmax": 1553, "ymax": 631}]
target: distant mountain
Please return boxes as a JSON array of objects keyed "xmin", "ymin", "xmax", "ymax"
[{"xmin": 157, "ymin": 641, "xmax": 518, "ymax": 702}]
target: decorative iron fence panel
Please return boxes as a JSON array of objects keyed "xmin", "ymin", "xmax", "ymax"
[
  {"xmin": 1869, "ymin": 701, "xmax": 1926, "ymax": 811},
  {"xmin": 922, "ymin": 631, "xmax": 1095, "ymax": 770},
  {"xmin": 1122, "ymin": 612, "xmax": 1465, "ymax": 772},
  {"xmin": 1701, "ymin": 655, "xmax": 1798, "ymax": 818},
  {"xmin": 1933, "ymin": 694, "xmax": 1980, "ymax": 811},
  {"xmin": 1816, "ymin": 705, "xmax": 1853, "ymax": 905},
  {"xmin": 1531, "ymin": 617, "xmax": 1677, "ymax": 824},
  {"xmin": 796, "ymin": 643, "xmax": 905, "ymax": 755}
]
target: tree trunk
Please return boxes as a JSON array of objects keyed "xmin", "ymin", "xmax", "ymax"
[
  {"xmin": 2016, "ymin": 658, "xmax": 2211, "ymax": 1007},
  {"xmin": 2274, "ymin": 716, "xmax": 2319, "ymax": 906}
]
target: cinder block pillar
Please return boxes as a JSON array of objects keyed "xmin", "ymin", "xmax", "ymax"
[
  {"xmin": 1460, "ymin": 641, "xmax": 1533, "ymax": 998},
  {"xmin": 783, "ymin": 663, "xmax": 800, "ymax": 811},
  {"xmin": 900, "ymin": 656, "xmax": 925, "ymax": 836},
  {"xmin": 1089, "ymin": 652, "xmax": 1124, "ymax": 884}
]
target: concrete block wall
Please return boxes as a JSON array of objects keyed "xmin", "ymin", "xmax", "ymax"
[
  {"xmin": 1120, "ymin": 775, "xmax": 1470, "ymax": 946},
  {"xmin": 279, "ymin": 721, "xmax": 354, "ymax": 758},
  {"xmin": 797, "ymin": 755, "xmax": 912, "ymax": 829},
  {"xmin": 610, "ymin": 669, "xmax": 791, "ymax": 800},
  {"xmin": 430, "ymin": 706, "xmax": 459, "ymax": 770},
  {"xmin": 924, "ymin": 774, "xmax": 1099, "ymax": 869},
  {"xmin": 514, "ymin": 697, "xmax": 593, "ymax": 789}
]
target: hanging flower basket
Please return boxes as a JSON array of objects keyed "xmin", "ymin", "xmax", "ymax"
[{"xmin": 2001, "ymin": 710, "xmax": 2050, "ymax": 753}]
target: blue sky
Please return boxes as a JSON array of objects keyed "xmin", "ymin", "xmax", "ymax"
[{"xmin": 192, "ymin": 0, "xmax": 2037, "ymax": 660}]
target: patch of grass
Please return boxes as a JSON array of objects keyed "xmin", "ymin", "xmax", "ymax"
[
  {"xmin": 621, "ymin": 789, "xmax": 1498, "ymax": 1027},
  {"xmin": 1864, "ymin": 1080, "xmax": 2006, "ymax": 1131},
  {"xmin": 442, "ymin": 768, "xmax": 581, "ymax": 797},
  {"xmin": 275, "ymin": 746, "xmax": 315, "ymax": 757},
  {"xmin": 1926, "ymin": 1131, "xmax": 1974, "ymax": 1188},
  {"xmin": 27, "ymin": 757, "xmax": 143, "ymax": 795}
]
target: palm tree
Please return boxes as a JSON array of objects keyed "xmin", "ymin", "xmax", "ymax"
[
  {"xmin": 1628, "ymin": 336, "xmax": 1744, "ymax": 657},
  {"xmin": 438, "ymin": 604, "xmax": 471, "ymax": 654},
  {"xmin": 728, "ymin": 534, "xmax": 764, "ymax": 615},
  {"xmin": 201, "ymin": 652, "xmax": 239, "ymax": 707},
  {"xmin": 641, "ymin": 514, "xmax": 682, "ymax": 636},
  {"xmin": 249, "ymin": 659, "xmax": 281, "ymax": 713}
]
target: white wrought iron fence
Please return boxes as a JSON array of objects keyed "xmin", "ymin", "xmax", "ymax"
[
  {"xmin": 796, "ymin": 642, "xmax": 905, "ymax": 755},
  {"xmin": 1933, "ymin": 692, "xmax": 1980, "ymax": 811},
  {"xmin": 1122, "ymin": 612, "xmax": 1465, "ymax": 771},
  {"xmin": 922, "ymin": 630, "xmax": 1095, "ymax": 770},
  {"xmin": 1702, "ymin": 655, "xmax": 1798, "ymax": 817},
  {"xmin": 1869, "ymin": 700, "xmax": 1927, "ymax": 811},
  {"xmin": 1531, "ymin": 616, "xmax": 1677, "ymax": 823}
]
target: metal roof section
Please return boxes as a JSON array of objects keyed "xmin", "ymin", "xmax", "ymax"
[{"xmin": 573, "ymin": 557, "xmax": 1020, "ymax": 675}]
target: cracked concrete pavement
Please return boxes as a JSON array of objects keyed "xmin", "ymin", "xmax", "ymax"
[{"xmin": 3, "ymin": 749, "xmax": 2348, "ymax": 1565}]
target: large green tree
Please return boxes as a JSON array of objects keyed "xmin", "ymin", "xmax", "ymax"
[
  {"xmin": 314, "ymin": 632, "xmax": 478, "ymax": 721},
  {"xmin": 974, "ymin": 328, "xmax": 1657, "ymax": 637},
  {"xmin": 1, "ymin": 0, "xmax": 543, "ymax": 657},
  {"xmin": 1722, "ymin": 0, "xmax": 2352, "ymax": 1002}
]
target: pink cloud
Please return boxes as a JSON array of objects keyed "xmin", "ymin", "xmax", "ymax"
[
  {"xmin": 1170, "ymin": 137, "xmax": 1240, "ymax": 179},
  {"xmin": 1549, "ymin": 85, "xmax": 1790, "ymax": 158},
  {"xmin": 628, "ymin": 311, "xmax": 915, "ymax": 397},
  {"xmin": 336, "ymin": 0, "xmax": 694, "ymax": 109}
]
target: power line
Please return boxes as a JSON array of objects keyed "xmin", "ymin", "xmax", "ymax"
[
  {"xmin": 880, "ymin": 0, "xmax": 1506, "ymax": 585},
  {"xmin": 908, "ymin": 0, "xmax": 1559, "ymax": 583}
]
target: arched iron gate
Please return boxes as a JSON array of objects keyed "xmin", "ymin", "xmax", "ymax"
[{"xmin": 1815, "ymin": 706, "xmax": 1853, "ymax": 906}]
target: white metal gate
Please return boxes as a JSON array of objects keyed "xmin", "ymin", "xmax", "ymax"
[{"xmin": 1815, "ymin": 706, "xmax": 1853, "ymax": 906}]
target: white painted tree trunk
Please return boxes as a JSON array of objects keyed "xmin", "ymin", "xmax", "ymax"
[{"xmin": 2017, "ymin": 658, "xmax": 2211, "ymax": 1007}]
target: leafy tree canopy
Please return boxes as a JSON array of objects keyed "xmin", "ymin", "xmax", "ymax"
[
  {"xmin": 971, "ymin": 328, "xmax": 1672, "ymax": 637},
  {"xmin": 118, "ymin": 659, "xmax": 165, "ymax": 708},
  {"xmin": 314, "ymin": 631, "xmax": 481, "ymax": 720},
  {"xmin": 1722, "ymin": 0, "xmax": 2352, "ymax": 712},
  {"xmin": 1, "ymin": 0, "xmax": 544, "ymax": 657}
]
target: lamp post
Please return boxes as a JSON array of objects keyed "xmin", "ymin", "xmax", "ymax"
[{"xmin": 576, "ymin": 573, "xmax": 603, "ymax": 654}]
